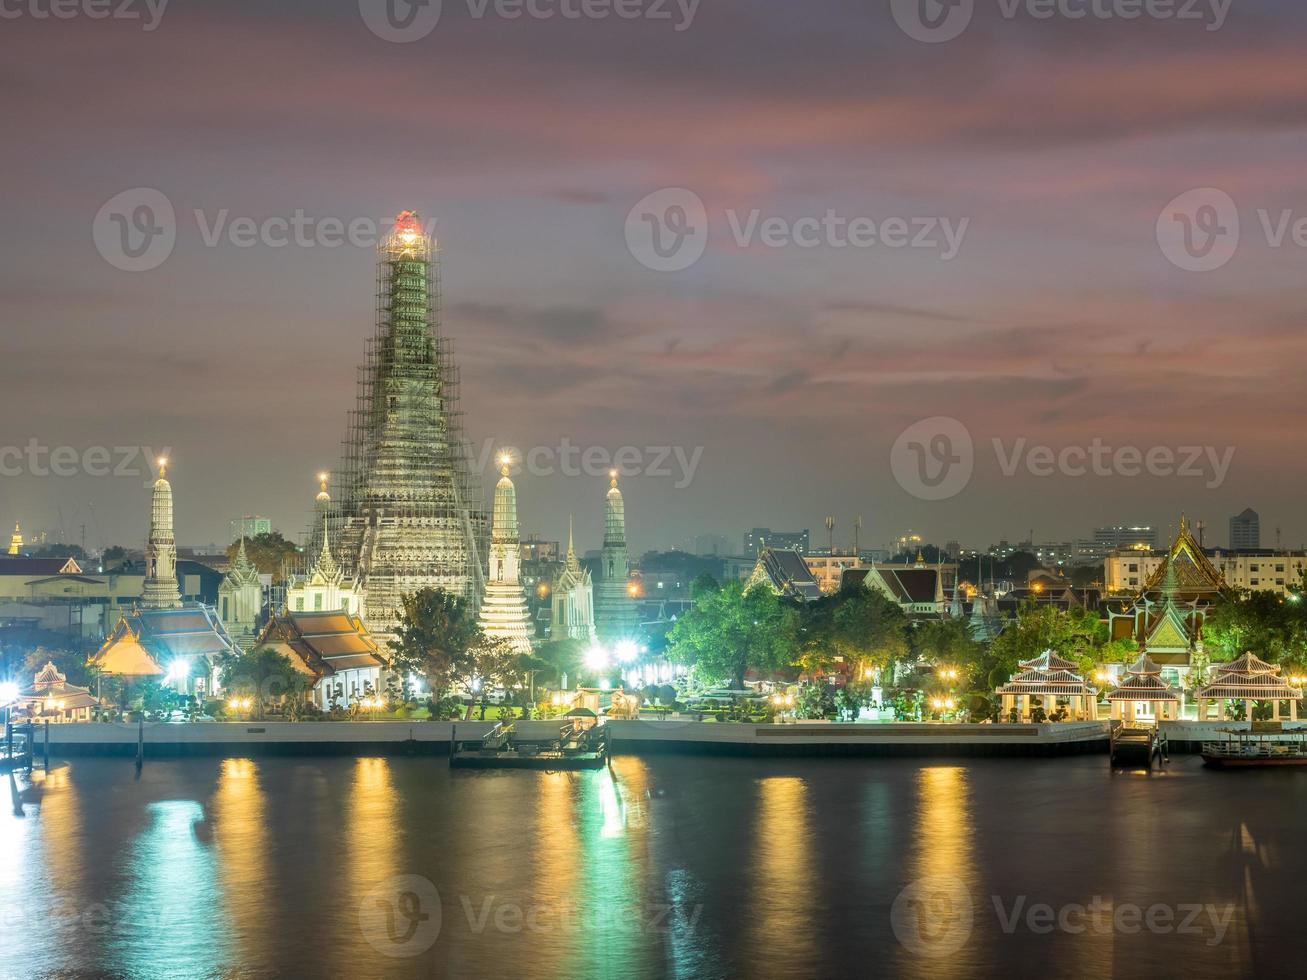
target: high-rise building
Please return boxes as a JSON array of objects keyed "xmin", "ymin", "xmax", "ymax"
[
  {"xmin": 1093, "ymin": 525, "xmax": 1158, "ymax": 553},
  {"xmin": 477, "ymin": 455, "xmax": 534, "ymax": 656},
  {"xmin": 230, "ymin": 516, "xmax": 272, "ymax": 543},
  {"xmin": 594, "ymin": 472, "xmax": 639, "ymax": 642},
  {"xmin": 8, "ymin": 523, "xmax": 21, "ymax": 556},
  {"xmin": 744, "ymin": 527, "xmax": 810, "ymax": 558},
  {"xmin": 333, "ymin": 211, "xmax": 486, "ymax": 639},
  {"xmin": 141, "ymin": 458, "xmax": 182, "ymax": 610},
  {"xmin": 1229, "ymin": 508, "xmax": 1260, "ymax": 550}
]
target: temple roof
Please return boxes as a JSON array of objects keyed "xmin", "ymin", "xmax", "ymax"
[
  {"xmin": 1140, "ymin": 515, "xmax": 1226, "ymax": 596},
  {"xmin": 748, "ymin": 548, "xmax": 822, "ymax": 602},
  {"xmin": 996, "ymin": 668, "xmax": 1098, "ymax": 696},
  {"xmin": 1127, "ymin": 653, "xmax": 1163, "ymax": 676},
  {"xmin": 1211, "ymin": 651, "xmax": 1277, "ymax": 675},
  {"xmin": 1196, "ymin": 651, "xmax": 1299, "ymax": 699},
  {"xmin": 256, "ymin": 610, "xmax": 386, "ymax": 676},
  {"xmin": 1106, "ymin": 671, "xmax": 1178, "ymax": 701},
  {"xmin": 1019, "ymin": 650, "xmax": 1078, "ymax": 672}
]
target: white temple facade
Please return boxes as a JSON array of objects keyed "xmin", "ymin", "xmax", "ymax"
[
  {"xmin": 477, "ymin": 456, "xmax": 534, "ymax": 656},
  {"xmin": 552, "ymin": 518, "xmax": 597, "ymax": 642},
  {"xmin": 218, "ymin": 538, "xmax": 264, "ymax": 646},
  {"xmin": 287, "ymin": 481, "xmax": 362, "ymax": 617}
]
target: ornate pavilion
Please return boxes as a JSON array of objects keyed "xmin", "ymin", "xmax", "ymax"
[
  {"xmin": 1194, "ymin": 652, "xmax": 1303, "ymax": 722},
  {"xmin": 14, "ymin": 661, "xmax": 98, "ymax": 723},
  {"xmin": 995, "ymin": 650, "xmax": 1099, "ymax": 722},
  {"xmin": 1105, "ymin": 653, "xmax": 1180, "ymax": 726}
]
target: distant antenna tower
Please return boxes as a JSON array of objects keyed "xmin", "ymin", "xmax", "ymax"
[
  {"xmin": 853, "ymin": 516, "xmax": 863, "ymax": 557},
  {"xmin": 824, "ymin": 516, "xmax": 835, "ymax": 556},
  {"xmin": 1276, "ymin": 526, "xmax": 1283, "ymax": 550},
  {"xmin": 1195, "ymin": 519, "xmax": 1206, "ymax": 547}
]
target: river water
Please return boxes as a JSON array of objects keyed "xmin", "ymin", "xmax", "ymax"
[{"xmin": 1, "ymin": 754, "xmax": 1300, "ymax": 979}]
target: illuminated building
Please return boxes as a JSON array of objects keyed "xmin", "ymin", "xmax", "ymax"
[
  {"xmin": 286, "ymin": 479, "xmax": 362, "ymax": 617},
  {"xmin": 995, "ymin": 650, "xmax": 1099, "ymax": 722},
  {"xmin": 141, "ymin": 458, "xmax": 182, "ymax": 610},
  {"xmin": 8, "ymin": 523, "xmax": 21, "ymax": 555},
  {"xmin": 476, "ymin": 455, "xmax": 534, "ymax": 656},
  {"xmin": 331, "ymin": 211, "xmax": 486, "ymax": 640},
  {"xmin": 254, "ymin": 609, "xmax": 387, "ymax": 710},
  {"xmin": 593, "ymin": 472, "xmax": 639, "ymax": 642},
  {"xmin": 91, "ymin": 460, "xmax": 237, "ymax": 693},
  {"xmin": 551, "ymin": 519, "xmax": 597, "ymax": 642},
  {"xmin": 217, "ymin": 538, "xmax": 263, "ymax": 645}
]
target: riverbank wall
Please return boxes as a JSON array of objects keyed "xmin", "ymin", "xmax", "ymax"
[{"xmin": 30, "ymin": 719, "xmax": 1112, "ymax": 759}]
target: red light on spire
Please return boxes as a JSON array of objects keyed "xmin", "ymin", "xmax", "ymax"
[{"xmin": 394, "ymin": 210, "xmax": 422, "ymax": 235}]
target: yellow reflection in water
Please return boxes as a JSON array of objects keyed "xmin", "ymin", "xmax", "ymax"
[
  {"xmin": 895, "ymin": 766, "xmax": 977, "ymax": 979},
  {"xmin": 350, "ymin": 758, "xmax": 400, "ymax": 890},
  {"xmin": 213, "ymin": 758, "xmax": 269, "ymax": 964},
  {"xmin": 750, "ymin": 777, "xmax": 816, "ymax": 968}
]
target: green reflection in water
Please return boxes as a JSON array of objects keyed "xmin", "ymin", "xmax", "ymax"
[{"xmin": 111, "ymin": 799, "xmax": 231, "ymax": 980}]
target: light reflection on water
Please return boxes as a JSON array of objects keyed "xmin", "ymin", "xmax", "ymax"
[{"xmin": 0, "ymin": 755, "xmax": 1300, "ymax": 978}]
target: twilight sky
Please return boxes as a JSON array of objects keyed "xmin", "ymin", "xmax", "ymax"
[{"xmin": 3, "ymin": 0, "xmax": 1307, "ymax": 556}]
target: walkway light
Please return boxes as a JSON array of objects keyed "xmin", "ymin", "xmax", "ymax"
[
  {"xmin": 615, "ymin": 640, "xmax": 639, "ymax": 664},
  {"xmin": 0, "ymin": 682, "xmax": 18, "ymax": 706},
  {"xmin": 585, "ymin": 645, "xmax": 608, "ymax": 671}
]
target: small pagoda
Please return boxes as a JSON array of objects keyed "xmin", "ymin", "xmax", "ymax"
[
  {"xmin": 1195, "ymin": 652, "xmax": 1303, "ymax": 722},
  {"xmin": 1105, "ymin": 653, "xmax": 1180, "ymax": 727},
  {"xmin": 996, "ymin": 650, "xmax": 1099, "ymax": 722}
]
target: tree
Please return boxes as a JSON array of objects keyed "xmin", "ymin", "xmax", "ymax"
[
  {"xmin": 102, "ymin": 545, "xmax": 128, "ymax": 564},
  {"xmin": 218, "ymin": 647, "xmax": 309, "ymax": 719},
  {"xmin": 27, "ymin": 543, "xmax": 90, "ymax": 561},
  {"xmin": 534, "ymin": 638, "xmax": 584, "ymax": 688},
  {"xmin": 796, "ymin": 586, "xmax": 909, "ymax": 680},
  {"xmin": 226, "ymin": 532, "xmax": 301, "ymax": 578},
  {"xmin": 666, "ymin": 582, "xmax": 798, "ymax": 689},
  {"xmin": 390, "ymin": 588, "xmax": 484, "ymax": 699}
]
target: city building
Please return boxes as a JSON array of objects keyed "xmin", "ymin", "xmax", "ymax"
[
  {"xmin": 551, "ymin": 521, "xmax": 597, "ymax": 642},
  {"xmin": 8, "ymin": 523, "xmax": 21, "ymax": 555},
  {"xmin": 687, "ymin": 533, "xmax": 732, "ymax": 557},
  {"xmin": 477, "ymin": 455, "xmax": 534, "ymax": 656},
  {"xmin": 1229, "ymin": 508, "xmax": 1261, "ymax": 550},
  {"xmin": 803, "ymin": 550, "xmax": 865, "ymax": 594},
  {"xmin": 743, "ymin": 528, "xmax": 810, "ymax": 558},
  {"xmin": 1094, "ymin": 524, "xmax": 1158, "ymax": 553},
  {"xmin": 229, "ymin": 515, "xmax": 272, "ymax": 543},
  {"xmin": 332, "ymin": 211, "xmax": 486, "ymax": 640},
  {"xmin": 594, "ymin": 472, "xmax": 640, "ymax": 642}
]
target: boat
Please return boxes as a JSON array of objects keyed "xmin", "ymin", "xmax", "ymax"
[
  {"xmin": 450, "ymin": 717, "xmax": 611, "ymax": 770},
  {"xmin": 1201, "ymin": 724, "xmax": 1307, "ymax": 768}
]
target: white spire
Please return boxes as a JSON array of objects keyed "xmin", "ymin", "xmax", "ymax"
[{"xmin": 141, "ymin": 456, "xmax": 182, "ymax": 609}]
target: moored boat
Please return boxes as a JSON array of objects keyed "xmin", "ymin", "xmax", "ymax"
[{"xmin": 1201, "ymin": 725, "xmax": 1307, "ymax": 768}]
